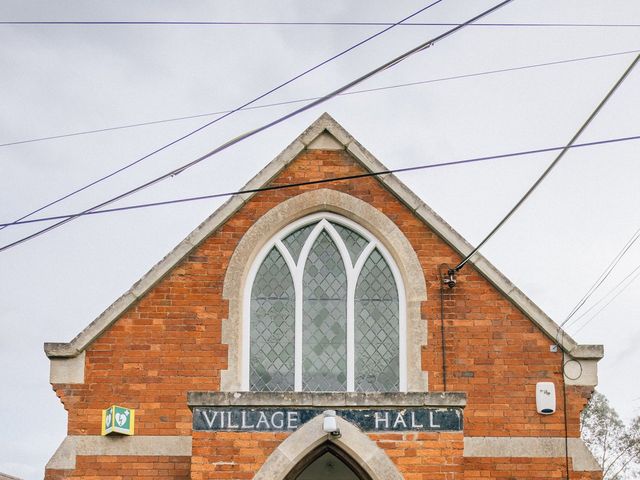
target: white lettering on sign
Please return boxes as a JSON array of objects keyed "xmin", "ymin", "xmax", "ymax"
[
  {"xmin": 194, "ymin": 407, "xmax": 460, "ymax": 432},
  {"xmin": 256, "ymin": 412, "xmax": 270, "ymax": 429},
  {"xmin": 287, "ymin": 411, "xmax": 299, "ymax": 429},
  {"xmin": 410, "ymin": 412, "xmax": 423, "ymax": 428},
  {"xmin": 227, "ymin": 411, "xmax": 239, "ymax": 429},
  {"xmin": 271, "ymin": 412, "xmax": 284, "ymax": 429},
  {"xmin": 202, "ymin": 411, "xmax": 219, "ymax": 429},
  {"xmin": 374, "ymin": 412, "xmax": 389, "ymax": 429},
  {"xmin": 429, "ymin": 411, "xmax": 441, "ymax": 428},
  {"xmin": 392, "ymin": 413, "xmax": 407, "ymax": 429},
  {"xmin": 241, "ymin": 411, "xmax": 255, "ymax": 429}
]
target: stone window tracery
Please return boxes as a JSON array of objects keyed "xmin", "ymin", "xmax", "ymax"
[{"xmin": 245, "ymin": 213, "xmax": 405, "ymax": 392}]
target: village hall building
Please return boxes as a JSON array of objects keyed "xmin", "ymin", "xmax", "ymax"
[{"xmin": 44, "ymin": 114, "xmax": 604, "ymax": 479}]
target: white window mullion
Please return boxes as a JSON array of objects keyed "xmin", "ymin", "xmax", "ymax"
[
  {"xmin": 246, "ymin": 213, "xmax": 406, "ymax": 394},
  {"xmin": 397, "ymin": 271, "xmax": 407, "ymax": 393},
  {"xmin": 294, "ymin": 223, "xmax": 324, "ymax": 392},
  {"xmin": 294, "ymin": 275, "xmax": 303, "ymax": 391},
  {"xmin": 275, "ymin": 240, "xmax": 303, "ymax": 392},
  {"xmin": 350, "ymin": 242, "xmax": 375, "ymax": 391},
  {"xmin": 353, "ymin": 243, "xmax": 376, "ymax": 275},
  {"xmin": 324, "ymin": 222, "xmax": 357, "ymax": 392},
  {"xmin": 346, "ymin": 275, "xmax": 355, "ymax": 391}
]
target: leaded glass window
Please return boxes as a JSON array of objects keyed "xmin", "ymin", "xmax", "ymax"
[
  {"xmin": 282, "ymin": 222, "xmax": 317, "ymax": 263},
  {"xmin": 302, "ymin": 231, "xmax": 347, "ymax": 391},
  {"xmin": 330, "ymin": 222, "xmax": 368, "ymax": 266},
  {"xmin": 250, "ymin": 248, "xmax": 295, "ymax": 391},
  {"xmin": 247, "ymin": 214, "xmax": 405, "ymax": 392},
  {"xmin": 355, "ymin": 249, "xmax": 399, "ymax": 391}
]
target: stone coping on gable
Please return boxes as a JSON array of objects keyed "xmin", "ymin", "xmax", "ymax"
[
  {"xmin": 0, "ymin": 473, "xmax": 22, "ymax": 480},
  {"xmin": 186, "ymin": 391, "xmax": 467, "ymax": 408},
  {"xmin": 43, "ymin": 113, "xmax": 603, "ymax": 361}
]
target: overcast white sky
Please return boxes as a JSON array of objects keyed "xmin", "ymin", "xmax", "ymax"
[{"xmin": 2, "ymin": 1, "xmax": 640, "ymax": 478}]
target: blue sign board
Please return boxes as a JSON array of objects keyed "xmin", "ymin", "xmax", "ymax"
[{"xmin": 192, "ymin": 407, "xmax": 462, "ymax": 432}]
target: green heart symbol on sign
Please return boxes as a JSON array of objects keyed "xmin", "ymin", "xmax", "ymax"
[{"xmin": 116, "ymin": 412, "xmax": 127, "ymax": 427}]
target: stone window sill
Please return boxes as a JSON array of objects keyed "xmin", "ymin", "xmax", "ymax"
[{"xmin": 187, "ymin": 391, "xmax": 466, "ymax": 408}]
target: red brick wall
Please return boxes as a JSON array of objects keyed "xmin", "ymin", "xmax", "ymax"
[
  {"xmin": 424, "ymin": 283, "xmax": 593, "ymax": 437},
  {"xmin": 46, "ymin": 455, "xmax": 190, "ymax": 479},
  {"xmin": 191, "ymin": 431, "xmax": 287, "ymax": 480},
  {"xmin": 464, "ymin": 457, "xmax": 602, "ymax": 479},
  {"xmin": 47, "ymin": 148, "xmax": 598, "ymax": 479},
  {"xmin": 373, "ymin": 432, "xmax": 464, "ymax": 480},
  {"xmin": 189, "ymin": 431, "xmax": 465, "ymax": 480}
]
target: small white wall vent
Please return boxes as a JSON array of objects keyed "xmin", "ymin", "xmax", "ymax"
[{"xmin": 536, "ymin": 382, "xmax": 556, "ymax": 415}]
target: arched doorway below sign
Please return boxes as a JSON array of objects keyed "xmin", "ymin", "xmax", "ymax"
[
  {"xmin": 253, "ymin": 414, "xmax": 403, "ymax": 480},
  {"xmin": 284, "ymin": 443, "xmax": 372, "ymax": 480}
]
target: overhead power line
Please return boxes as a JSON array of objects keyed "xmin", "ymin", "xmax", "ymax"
[
  {"xmin": 562, "ymin": 224, "xmax": 640, "ymax": 333},
  {"xmin": 2, "ymin": 21, "xmax": 640, "ymax": 28},
  {"xmin": 571, "ymin": 264, "xmax": 640, "ymax": 336},
  {"xmin": 2, "ymin": 133, "xmax": 639, "ymax": 228},
  {"xmin": 0, "ymin": 0, "xmax": 445, "ymax": 233},
  {"xmin": 3, "ymin": 48, "xmax": 638, "ymax": 149},
  {"xmin": 572, "ymin": 264, "xmax": 640, "ymax": 330},
  {"xmin": 0, "ymin": 0, "xmax": 515, "ymax": 253},
  {"xmin": 561, "ymin": 224, "xmax": 640, "ymax": 330},
  {"xmin": 454, "ymin": 53, "xmax": 640, "ymax": 273}
]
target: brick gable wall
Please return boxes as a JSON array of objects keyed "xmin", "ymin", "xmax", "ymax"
[{"xmin": 46, "ymin": 148, "xmax": 598, "ymax": 479}]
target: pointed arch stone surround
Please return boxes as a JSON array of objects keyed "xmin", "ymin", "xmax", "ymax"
[
  {"xmin": 221, "ymin": 188, "xmax": 428, "ymax": 392},
  {"xmin": 253, "ymin": 414, "xmax": 403, "ymax": 480}
]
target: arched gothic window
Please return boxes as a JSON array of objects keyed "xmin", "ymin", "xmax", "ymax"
[{"xmin": 244, "ymin": 213, "xmax": 406, "ymax": 392}]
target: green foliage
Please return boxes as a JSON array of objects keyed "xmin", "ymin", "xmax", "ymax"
[{"xmin": 581, "ymin": 391, "xmax": 640, "ymax": 479}]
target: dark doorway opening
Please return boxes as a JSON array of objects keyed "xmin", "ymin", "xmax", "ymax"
[{"xmin": 284, "ymin": 442, "xmax": 372, "ymax": 480}]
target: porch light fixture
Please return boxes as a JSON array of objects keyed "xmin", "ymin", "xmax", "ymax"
[{"xmin": 322, "ymin": 410, "xmax": 341, "ymax": 437}]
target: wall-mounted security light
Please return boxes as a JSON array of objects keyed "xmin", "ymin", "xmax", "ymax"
[
  {"xmin": 536, "ymin": 382, "xmax": 556, "ymax": 415},
  {"xmin": 442, "ymin": 269, "xmax": 457, "ymax": 289},
  {"xmin": 322, "ymin": 410, "xmax": 341, "ymax": 437}
]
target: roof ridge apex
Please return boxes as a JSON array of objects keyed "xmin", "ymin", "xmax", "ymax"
[{"xmin": 43, "ymin": 113, "xmax": 604, "ymax": 362}]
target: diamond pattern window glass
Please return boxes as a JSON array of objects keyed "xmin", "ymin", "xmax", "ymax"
[
  {"xmin": 248, "ymin": 214, "xmax": 404, "ymax": 393},
  {"xmin": 302, "ymin": 231, "xmax": 348, "ymax": 391},
  {"xmin": 282, "ymin": 222, "xmax": 318, "ymax": 264},
  {"xmin": 250, "ymin": 247, "xmax": 295, "ymax": 391},
  {"xmin": 354, "ymin": 249, "xmax": 400, "ymax": 391},
  {"xmin": 330, "ymin": 222, "xmax": 368, "ymax": 266}
]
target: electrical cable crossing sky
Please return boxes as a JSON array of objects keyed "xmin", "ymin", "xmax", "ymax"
[
  {"xmin": 561, "ymin": 225, "xmax": 640, "ymax": 330},
  {"xmin": 0, "ymin": 0, "xmax": 445, "ymax": 233},
  {"xmin": 0, "ymin": 0, "xmax": 515, "ymax": 253},
  {"xmin": 3, "ymin": 21, "xmax": 640, "ymax": 28},
  {"xmin": 1, "ymin": 133, "xmax": 639, "ymax": 228},
  {"xmin": 2, "ymin": 48, "xmax": 638, "ymax": 149},
  {"xmin": 4, "ymin": 3, "xmax": 640, "ymax": 477},
  {"xmin": 571, "ymin": 264, "xmax": 640, "ymax": 336},
  {"xmin": 453, "ymin": 53, "xmax": 640, "ymax": 274}
]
